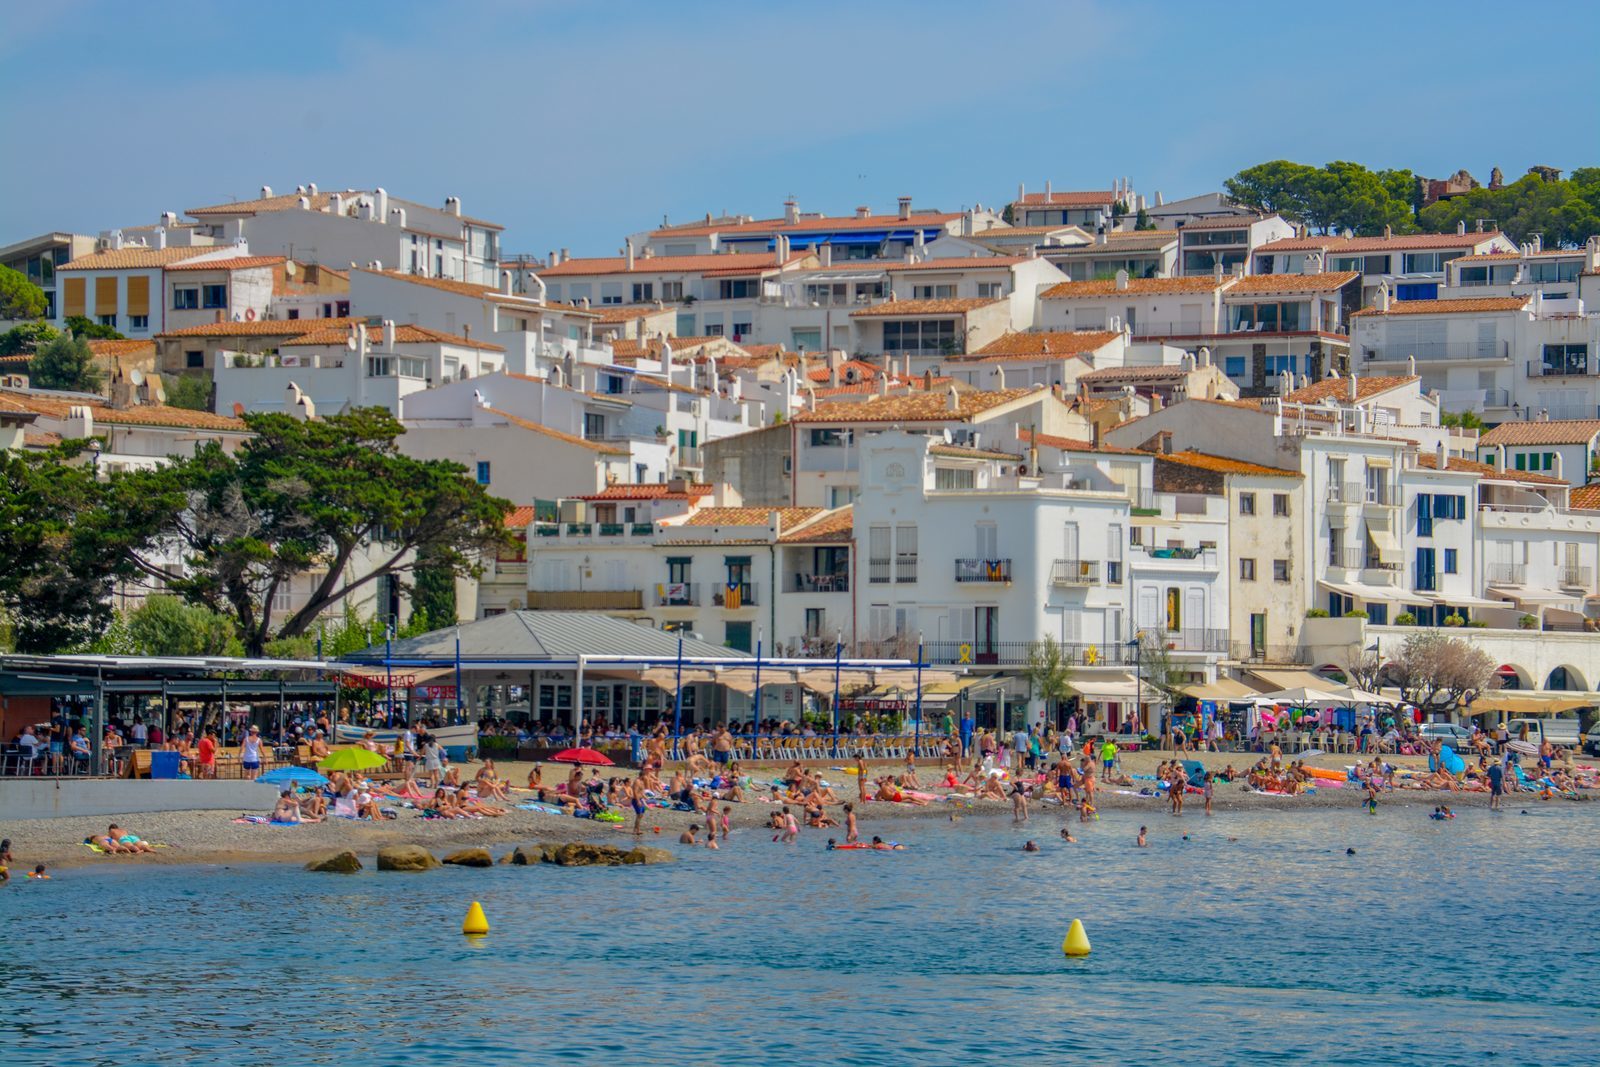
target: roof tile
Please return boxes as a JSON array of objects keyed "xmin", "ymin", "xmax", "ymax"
[
  {"xmin": 1350, "ymin": 296, "xmax": 1530, "ymax": 317},
  {"xmin": 1479, "ymin": 419, "xmax": 1600, "ymax": 447},
  {"xmin": 793, "ymin": 386, "xmax": 1041, "ymax": 424}
]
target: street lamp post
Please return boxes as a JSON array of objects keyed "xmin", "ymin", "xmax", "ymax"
[{"xmin": 1127, "ymin": 633, "xmax": 1143, "ymax": 740}]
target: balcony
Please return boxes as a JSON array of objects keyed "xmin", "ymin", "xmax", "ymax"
[
  {"xmin": 649, "ymin": 582, "xmax": 700, "ymax": 607},
  {"xmin": 1360, "ymin": 341, "xmax": 1510, "ymax": 363},
  {"xmin": 789, "ymin": 572, "xmax": 850, "ymax": 594},
  {"xmin": 955, "ymin": 558, "xmax": 1012, "ymax": 583},
  {"xmin": 1329, "ymin": 547, "xmax": 1400, "ymax": 573},
  {"xmin": 1327, "ymin": 482, "xmax": 1365, "ymax": 505},
  {"xmin": 525, "ymin": 590, "xmax": 643, "ymax": 611},
  {"xmin": 676, "ymin": 445, "xmax": 704, "ymax": 469},
  {"xmin": 710, "ymin": 582, "xmax": 760, "ymax": 608},
  {"xmin": 1526, "ymin": 359, "xmax": 1592, "ymax": 379},
  {"xmin": 915, "ymin": 629, "xmax": 1229, "ymax": 667},
  {"xmin": 1051, "ymin": 559, "xmax": 1100, "ymax": 586},
  {"xmin": 868, "ymin": 557, "xmax": 918, "ymax": 584},
  {"xmin": 1559, "ymin": 565, "xmax": 1592, "ymax": 589},
  {"xmin": 1486, "ymin": 563, "xmax": 1525, "ymax": 585}
]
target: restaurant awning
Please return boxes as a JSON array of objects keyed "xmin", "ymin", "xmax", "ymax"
[
  {"xmin": 1068, "ymin": 673, "xmax": 1155, "ymax": 702},
  {"xmin": 711, "ymin": 667, "xmax": 799, "ymax": 694},
  {"xmin": 639, "ymin": 667, "xmax": 719, "ymax": 693},
  {"xmin": 1415, "ymin": 591, "xmax": 1504, "ymax": 608},
  {"xmin": 1246, "ymin": 668, "xmax": 1341, "ymax": 693},
  {"xmin": 1489, "ymin": 585, "xmax": 1582, "ymax": 605},
  {"xmin": 1317, "ymin": 579, "xmax": 1402, "ymax": 602},
  {"xmin": 1181, "ymin": 677, "xmax": 1260, "ymax": 701},
  {"xmin": 1467, "ymin": 692, "xmax": 1595, "ymax": 715},
  {"xmin": 797, "ymin": 669, "xmax": 875, "ymax": 697},
  {"xmin": 336, "ymin": 666, "xmax": 454, "ymax": 687}
]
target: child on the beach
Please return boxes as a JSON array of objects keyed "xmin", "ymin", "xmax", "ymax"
[
  {"xmin": 1203, "ymin": 772, "xmax": 1214, "ymax": 816},
  {"xmin": 1365, "ymin": 781, "xmax": 1380, "ymax": 814}
]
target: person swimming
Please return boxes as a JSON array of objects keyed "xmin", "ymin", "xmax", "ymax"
[
  {"xmin": 1022, "ymin": 841, "xmax": 1040, "ymax": 852},
  {"xmin": 1060, "ymin": 826, "xmax": 1076, "ymax": 843},
  {"xmin": 1136, "ymin": 826, "xmax": 1148, "ymax": 847}
]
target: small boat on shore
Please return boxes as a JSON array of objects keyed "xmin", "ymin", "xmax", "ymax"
[{"xmin": 335, "ymin": 722, "xmax": 478, "ymax": 754}]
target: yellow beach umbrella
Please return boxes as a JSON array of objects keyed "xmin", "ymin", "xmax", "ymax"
[{"xmin": 318, "ymin": 746, "xmax": 390, "ymax": 771}]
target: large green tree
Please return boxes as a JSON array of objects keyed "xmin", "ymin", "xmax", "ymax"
[
  {"xmin": 29, "ymin": 333, "xmax": 104, "ymax": 392},
  {"xmin": 63, "ymin": 315, "xmax": 123, "ymax": 340},
  {"xmin": 0, "ymin": 265, "xmax": 47, "ymax": 321},
  {"xmin": 0, "ymin": 321, "xmax": 58, "ymax": 357},
  {"xmin": 1225, "ymin": 159, "xmax": 1419, "ymax": 235},
  {"xmin": 1418, "ymin": 171, "xmax": 1600, "ymax": 245},
  {"xmin": 124, "ymin": 594, "xmax": 242, "ymax": 656},
  {"xmin": 115, "ymin": 408, "xmax": 511, "ymax": 653}
]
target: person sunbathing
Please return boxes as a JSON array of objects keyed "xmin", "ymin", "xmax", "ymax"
[
  {"xmin": 297, "ymin": 790, "xmax": 328, "ymax": 819},
  {"xmin": 273, "ymin": 792, "xmax": 305, "ymax": 824},
  {"xmin": 457, "ymin": 789, "xmax": 507, "ymax": 817},
  {"xmin": 804, "ymin": 799, "xmax": 838, "ymax": 828},
  {"xmin": 475, "ymin": 761, "xmax": 510, "ymax": 801},
  {"xmin": 976, "ymin": 775, "xmax": 1007, "ymax": 801},
  {"xmin": 355, "ymin": 789, "xmax": 391, "ymax": 820},
  {"xmin": 440, "ymin": 766, "xmax": 463, "ymax": 790},
  {"xmin": 93, "ymin": 824, "xmax": 155, "ymax": 854},
  {"xmin": 533, "ymin": 788, "xmax": 583, "ymax": 811}
]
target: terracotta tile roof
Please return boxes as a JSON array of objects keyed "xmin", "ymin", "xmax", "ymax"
[
  {"xmin": 281, "ymin": 323, "xmax": 504, "ymax": 351},
  {"xmin": 811, "ymin": 376, "xmax": 953, "ymax": 398},
  {"xmin": 1350, "ymin": 296, "xmax": 1529, "ymax": 317},
  {"xmin": 1282, "ymin": 375, "xmax": 1418, "ymax": 404},
  {"xmin": 1078, "ymin": 364, "xmax": 1199, "ymax": 382},
  {"xmin": 778, "ymin": 505, "xmax": 853, "ymax": 543},
  {"xmin": 1413, "ymin": 452, "xmax": 1566, "ymax": 485},
  {"xmin": 793, "ymin": 386, "xmax": 1041, "ymax": 424},
  {"xmin": 929, "ymin": 443, "xmax": 1018, "ymax": 460},
  {"xmin": 651, "ymin": 210, "xmax": 961, "ymax": 239},
  {"xmin": 1479, "ymin": 419, "xmax": 1600, "ymax": 447},
  {"xmin": 359, "ymin": 268, "xmax": 495, "ymax": 298},
  {"xmin": 1256, "ymin": 231, "xmax": 1506, "ymax": 254},
  {"xmin": 60, "ymin": 246, "xmax": 229, "ymax": 271},
  {"xmin": 186, "ymin": 192, "xmax": 334, "ymax": 217},
  {"xmin": 1017, "ymin": 427, "xmax": 1145, "ymax": 456},
  {"xmin": 158, "ymin": 316, "xmax": 361, "ymax": 339},
  {"xmin": 971, "ymin": 225, "xmax": 1083, "ymax": 237},
  {"xmin": 884, "ymin": 256, "xmax": 1025, "ymax": 272},
  {"xmin": 23, "ymin": 429, "xmax": 60, "ymax": 447},
  {"xmin": 849, "ymin": 296, "xmax": 1004, "ymax": 318},
  {"xmin": 1456, "ymin": 249, "xmax": 1582, "ymax": 262},
  {"xmin": 578, "ymin": 483, "xmax": 713, "ymax": 501},
  {"xmin": 609, "ymin": 336, "xmax": 732, "ymax": 363},
  {"xmin": 678, "ymin": 506, "xmax": 822, "ymax": 528},
  {"xmin": 87, "ymin": 339, "xmax": 156, "ymax": 360},
  {"xmin": 0, "ymin": 394, "xmax": 38, "ymax": 417},
  {"xmin": 1041, "ymin": 276, "xmax": 1225, "ymax": 298},
  {"xmin": 806, "ymin": 359, "xmax": 880, "ymax": 382},
  {"xmin": 960, "ymin": 330, "xmax": 1121, "ymax": 362},
  {"xmin": 502, "ymin": 505, "xmax": 536, "ymax": 529},
  {"xmin": 1013, "ymin": 190, "xmax": 1116, "ymax": 207},
  {"xmin": 541, "ymin": 252, "xmax": 804, "ymax": 277},
  {"xmin": 1050, "ymin": 231, "xmax": 1180, "ymax": 251},
  {"xmin": 1180, "ymin": 214, "xmax": 1267, "ymax": 230},
  {"xmin": 482, "ymin": 408, "xmax": 628, "ymax": 454},
  {"xmin": 588, "ymin": 303, "xmax": 675, "ymax": 323},
  {"xmin": 1224, "ymin": 271, "xmax": 1360, "ymax": 295},
  {"xmin": 165, "ymin": 255, "xmax": 286, "ymax": 272},
  {"xmin": 1, "ymin": 390, "xmax": 247, "ymax": 432},
  {"xmin": 1156, "ymin": 449, "xmax": 1301, "ymax": 478},
  {"xmin": 1568, "ymin": 484, "xmax": 1600, "ymax": 510}
]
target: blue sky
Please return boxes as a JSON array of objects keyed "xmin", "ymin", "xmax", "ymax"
[{"xmin": 4, "ymin": 0, "xmax": 1596, "ymax": 255}]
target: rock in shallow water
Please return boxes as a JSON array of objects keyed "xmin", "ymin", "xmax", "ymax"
[
  {"xmin": 376, "ymin": 844, "xmax": 440, "ymax": 872},
  {"xmin": 305, "ymin": 850, "xmax": 362, "ymax": 873},
  {"xmin": 442, "ymin": 848, "xmax": 493, "ymax": 868}
]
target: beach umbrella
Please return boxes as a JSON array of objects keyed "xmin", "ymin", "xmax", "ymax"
[
  {"xmin": 550, "ymin": 747, "xmax": 614, "ymax": 767},
  {"xmin": 318, "ymin": 746, "xmax": 390, "ymax": 771},
  {"xmin": 256, "ymin": 766, "xmax": 329, "ymax": 789}
]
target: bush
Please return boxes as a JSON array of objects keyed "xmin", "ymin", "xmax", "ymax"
[
  {"xmin": 164, "ymin": 374, "xmax": 212, "ymax": 411},
  {"xmin": 1395, "ymin": 612, "xmax": 1418, "ymax": 625},
  {"xmin": 1305, "ymin": 608, "xmax": 1330, "ymax": 618},
  {"xmin": 1343, "ymin": 609, "xmax": 1369, "ymax": 619},
  {"xmin": 477, "ymin": 735, "xmax": 518, "ymax": 757},
  {"xmin": 1466, "ymin": 620, "xmax": 1488, "ymax": 628},
  {"xmin": 1442, "ymin": 614, "xmax": 1465, "ymax": 627},
  {"xmin": 1518, "ymin": 614, "xmax": 1538, "ymax": 630}
]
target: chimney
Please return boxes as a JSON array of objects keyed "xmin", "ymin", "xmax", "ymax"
[
  {"xmin": 1376, "ymin": 284, "xmax": 1391, "ymax": 312},
  {"xmin": 1456, "ymin": 219, "xmax": 1467, "ymax": 236},
  {"xmin": 1476, "ymin": 219, "xmax": 1485, "ymax": 233},
  {"xmin": 1553, "ymin": 451, "xmax": 1563, "ymax": 480},
  {"xmin": 784, "ymin": 198, "xmax": 799, "ymax": 224},
  {"xmin": 1157, "ymin": 431, "xmax": 1174, "ymax": 455},
  {"xmin": 547, "ymin": 249, "xmax": 558, "ymax": 267},
  {"xmin": 1198, "ymin": 346, "xmax": 1211, "ymax": 367},
  {"xmin": 1279, "ymin": 372, "xmax": 1292, "ymax": 398},
  {"xmin": 923, "ymin": 369, "xmax": 933, "ymax": 390},
  {"xmin": 898, "ymin": 197, "xmax": 912, "ymax": 221},
  {"xmin": 1045, "ymin": 180, "xmax": 1053, "ymax": 200},
  {"xmin": 1347, "ymin": 374, "xmax": 1358, "ymax": 402},
  {"xmin": 830, "ymin": 362, "xmax": 841, "ymax": 389},
  {"xmin": 856, "ymin": 205, "xmax": 871, "ymax": 219},
  {"xmin": 260, "ymin": 185, "xmax": 273, "ymax": 199},
  {"xmin": 1097, "ymin": 227, "xmax": 1108, "ymax": 246},
  {"xmin": 65, "ymin": 404, "xmax": 94, "ymax": 440},
  {"xmin": 383, "ymin": 320, "xmax": 396, "ymax": 350},
  {"xmin": 1213, "ymin": 262, "xmax": 1224, "ymax": 282},
  {"xmin": 446, "ymin": 196, "xmax": 462, "ymax": 216},
  {"xmin": 878, "ymin": 372, "xmax": 889, "ymax": 396},
  {"xmin": 625, "ymin": 241, "xmax": 636, "ymax": 270},
  {"xmin": 1306, "ymin": 252, "xmax": 1322, "ymax": 275},
  {"xmin": 331, "ymin": 192, "xmax": 344, "ymax": 215},
  {"xmin": 1436, "ymin": 439, "xmax": 1447, "ymax": 470},
  {"xmin": 154, "ymin": 226, "xmax": 167, "ymax": 249},
  {"xmin": 819, "ymin": 242, "xmax": 832, "ymax": 267},
  {"xmin": 660, "ymin": 336, "xmax": 674, "ymax": 381},
  {"xmin": 1115, "ymin": 269, "xmax": 1129, "ymax": 291},
  {"xmin": 501, "ymin": 270, "xmax": 513, "ymax": 296},
  {"xmin": 1018, "ymin": 182, "xmax": 1025, "ymax": 202},
  {"xmin": 1407, "ymin": 354, "xmax": 1416, "ymax": 377},
  {"xmin": 561, "ymin": 247, "xmax": 570, "ymax": 263},
  {"xmin": 993, "ymin": 366, "xmax": 1006, "ymax": 390},
  {"xmin": 375, "ymin": 188, "xmax": 388, "ymax": 225}
]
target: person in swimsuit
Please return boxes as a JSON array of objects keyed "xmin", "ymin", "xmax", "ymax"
[
  {"xmin": 843, "ymin": 803, "xmax": 859, "ymax": 843},
  {"xmin": 1136, "ymin": 826, "xmax": 1148, "ymax": 847},
  {"xmin": 629, "ymin": 775, "xmax": 648, "ymax": 837},
  {"xmin": 1202, "ymin": 773, "xmax": 1214, "ymax": 816},
  {"xmin": 272, "ymin": 791, "xmax": 304, "ymax": 824}
]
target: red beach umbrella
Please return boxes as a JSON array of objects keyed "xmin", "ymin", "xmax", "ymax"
[{"xmin": 551, "ymin": 747, "xmax": 614, "ymax": 767}]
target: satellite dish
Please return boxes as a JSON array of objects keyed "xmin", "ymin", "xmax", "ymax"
[
  {"xmin": 283, "ymin": 261, "xmax": 298, "ymax": 277},
  {"xmin": 150, "ymin": 378, "xmax": 167, "ymax": 403},
  {"xmin": 129, "ymin": 368, "xmax": 145, "ymax": 386}
]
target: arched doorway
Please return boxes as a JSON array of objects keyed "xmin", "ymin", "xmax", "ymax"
[
  {"xmin": 1494, "ymin": 664, "xmax": 1530, "ymax": 690},
  {"xmin": 1545, "ymin": 665, "xmax": 1587, "ymax": 691}
]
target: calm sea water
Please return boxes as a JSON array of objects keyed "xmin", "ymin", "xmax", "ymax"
[{"xmin": 2, "ymin": 805, "xmax": 1595, "ymax": 1066}]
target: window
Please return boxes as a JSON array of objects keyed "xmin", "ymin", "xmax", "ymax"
[
  {"xmin": 661, "ymin": 281, "xmax": 684, "ymax": 302},
  {"xmin": 475, "ymin": 462, "xmax": 491, "ymax": 485},
  {"xmin": 1273, "ymin": 559, "xmax": 1290, "ymax": 583},
  {"xmin": 583, "ymin": 413, "xmax": 605, "ymax": 439},
  {"xmin": 185, "ymin": 350, "xmax": 204, "ymax": 369},
  {"xmin": 803, "ymin": 608, "xmax": 826, "ymax": 637},
  {"xmin": 934, "ymin": 466, "xmax": 976, "ymax": 490},
  {"xmin": 1541, "ymin": 343, "xmax": 1588, "ymax": 376},
  {"xmin": 172, "ymin": 287, "xmax": 199, "ymax": 310},
  {"xmin": 599, "ymin": 283, "xmax": 623, "ymax": 305},
  {"xmin": 1415, "ymin": 547, "xmax": 1437, "ymax": 591},
  {"xmin": 201, "ymin": 284, "xmax": 227, "ymax": 309},
  {"xmin": 1417, "ymin": 493, "xmax": 1434, "ymax": 537},
  {"xmin": 1444, "ymin": 548, "xmax": 1458, "ymax": 574},
  {"xmin": 98, "ymin": 313, "xmax": 117, "ymax": 327},
  {"xmin": 724, "ymin": 621, "xmax": 752, "ymax": 652},
  {"xmin": 336, "ymin": 301, "xmax": 351, "ymax": 317},
  {"xmin": 1239, "ymin": 492, "xmax": 1256, "ymax": 516},
  {"xmin": 1224, "ymin": 356, "xmax": 1246, "ymax": 377},
  {"xmin": 287, "ymin": 308, "xmax": 300, "ymax": 320},
  {"xmin": 895, "ymin": 524, "xmax": 918, "ymax": 583},
  {"xmin": 128, "ymin": 314, "xmax": 148, "ymax": 330},
  {"xmin": 718, "ymin": 279, "xmax": 755, "ymax": 300},
  {"xmin": 809, "ymin": 428, "xmax": 851, "ymax": 447},
  {"xmin": 1272, "ymin": 493, "xmax": 1290, "ymax": 516},
  {"xmin": 976, "ymin": 281, "xmax": 1004, "ymax": 298},
  {"xmin": 868, "ymin": 524, "xmax": 890, "ymax": 584},
  {"xmin": 882, "ymin": 319, "xmax": 958, "ymax": 356},
  {"xmin": 1106, "ymin": 561, "xmax": 1122, "ymax": 584},
  {"xmin": 731, "ymin": 319, "xmax": 752, "ymax": 340},
  {"xmin": 1513, "ymin": 452, "xmax": 1555, "ymax": 472},
  {"xmin": 1402, "ymin": 251, "xmax": 1459, "ymax": 274},
  {"xmin": 1239, "ymin": 558, "xmax": 1256, "ymax": 581},
  {"xmin": 912, "ymin": 284, "xmax": 956, "ymax": 300},
  {"xmin": 631, "ymin": 282, "xmax": 653, "ymax": 302}
]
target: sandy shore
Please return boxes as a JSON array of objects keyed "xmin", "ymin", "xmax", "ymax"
[{"xmin": 3, "ymin": 750, "xmax": 1582, "ymax": 873}]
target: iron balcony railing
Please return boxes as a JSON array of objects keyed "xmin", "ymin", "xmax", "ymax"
[
  {"xmin": 954, "ymin": 558, "xmax": 1012, "ymax": 583},
  {"xmin": 1051, "ymin": 559, "xmax": 1100, "ymax": 585},
  {"xmin": 1486, "ymin": 563, "xmax": 1525, "ymax": 585}
]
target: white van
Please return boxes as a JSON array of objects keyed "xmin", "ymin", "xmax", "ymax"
[{"xmin": 1505, "ymin": 717, "xmax": 1581, "ymax": 748}]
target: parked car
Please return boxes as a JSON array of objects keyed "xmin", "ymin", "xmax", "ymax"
[
  {"xmin": 1418, "ymin": 723, "xmax": 1474, "ymax": 750},
  {"xmin": 1583, "ymin": 724, "xmax": 1600, "ymax": 757}
]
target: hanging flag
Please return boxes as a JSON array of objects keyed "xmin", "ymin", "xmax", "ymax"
[{"xmin": 724, "ymin": 582, "xmax": 742, "ymax": 610}]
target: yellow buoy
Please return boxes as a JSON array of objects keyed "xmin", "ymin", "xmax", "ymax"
[
  {"xmin": 1062, "ymin": 918, "xmax": 1091, "ymax": 957},
  {"xmin": 462, "ymin": 901, "xmax": 490, "ymax": 936}
]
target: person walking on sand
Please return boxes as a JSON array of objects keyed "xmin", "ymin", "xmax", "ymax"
[
  {"xmin": 1203, "ymin": 772, "xmax": 1215, "ymax": 816},
  {"xmin": 1486, "ymin": 759, "xmax": 1505, "ymax": 811},
  {"xmin": 1100, "ymin": 737, "xmax": 1118, "ymax": 776},
  {"xmin": 1169, "ymin": 764, "xmax": 1187, "ymax": 816},
  {"xmin": 1012, "ymin": 778, "xmax": 1029, "ymax": 823},
  {"xmin": 856, "ymin": 754, "xmax": 869, "ymax": 804},
  {"xmin": 844, "ymin": 802, "xmax": 859, "ymax": 843}
]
